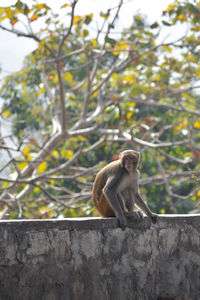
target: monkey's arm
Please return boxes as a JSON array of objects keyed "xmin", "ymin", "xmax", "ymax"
[
  {"xmin": 135, "ymin": 192, "xmax": 158, "ymax": 223},
  {"xmin": 103, "ymin": 176, "xmax": 127, "ymax": 230}
]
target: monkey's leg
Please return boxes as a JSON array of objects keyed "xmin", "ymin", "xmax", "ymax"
[
  {"xmin": 122, "ymin": 190, "xmax": 143, "ymax": 221},
  {"xmin": 103, "ymin": 180, "xmax": 127, "ymax": 230},
  {"xmin": 95, "ymin": 193, "xmax": 115, "ymax": 217}
]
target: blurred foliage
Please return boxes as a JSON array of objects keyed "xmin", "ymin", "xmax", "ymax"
[{"xmin": 0, "ymin": 0, "xmax": 200, "ymax": 219}]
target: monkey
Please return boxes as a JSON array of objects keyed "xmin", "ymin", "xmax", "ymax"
[{"xmin": 92, "ymin": 150, "xmax": 158, "ymax": 230}]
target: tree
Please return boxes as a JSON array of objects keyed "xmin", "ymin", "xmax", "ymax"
[{"xmin": 0, "ymin": 0, "xmax": 200, "ymax": 219}]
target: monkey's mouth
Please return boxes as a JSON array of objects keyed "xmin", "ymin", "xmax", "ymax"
[{"xmin": 126, "ymin": 164, "xmax": 133, "ymax": 170}]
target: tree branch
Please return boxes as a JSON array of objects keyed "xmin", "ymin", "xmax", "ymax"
[
  {"xmin": 130, "ymin": 96, "xmax": 200, "ymax": 117},
  {"xmin": 57, "ymin": 0, "xmax": 78, "ymax": 56}
]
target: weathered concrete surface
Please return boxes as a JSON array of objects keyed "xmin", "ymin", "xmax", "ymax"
[{"xmin": 0, "ymin": 215, "xmax": 199, "ymax": 300}]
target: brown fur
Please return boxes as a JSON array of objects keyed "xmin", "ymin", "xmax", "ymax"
[
  {"xmin": 92, "ymin": 150, "xmax": 158, "ymax": 229},
  {"xmin": 92, "ymin": 160, "xmax": 124, "ymax": 216},
  {"xmin": 92, "ymin": 150, "xmax": 139, "ymax": 217}
]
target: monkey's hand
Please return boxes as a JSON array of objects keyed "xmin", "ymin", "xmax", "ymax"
[
  {"xmin": 150, "ymin": 213, "xmax": 158, "ymax": 224},
  {"xmin": 117, "ymin": 213, "xmax": 127, "ymax": 231}
]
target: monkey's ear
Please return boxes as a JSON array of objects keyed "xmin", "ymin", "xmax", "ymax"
[
  {"xmin": 136, "ymin": 152, "xmax": 140, "ymax": 167},
  {"xmin": 137, "ymin": 151, "xmax": 140, "ymax": 161}
]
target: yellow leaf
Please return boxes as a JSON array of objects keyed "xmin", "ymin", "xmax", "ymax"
[
  {"xmin": 182, "ymin": 93, "xmax": 190, "ymax": 100},
  {"xmin": 48, "ymin": 179, "xmax": 55, "ymax": 185},
  {"xmin": 163, "ymin": 45, "xmax": 172, "ymax": 53},
  {"xmin": 182, "ymin": 119, "xmax": 188, "ymax": 126},
  {"xmin": 175, "ymin": 118, "xmax": 188, "ymax": 131},
  {"xmin": 53, "ymin": 74, "xmax": 58, "ymax": 83},
  {"xmin": 192, "ymin": 25, "xmax": 200, "ymax": 32},
  {"xmin": 66, "ymin": 150, "xmax": 74, "ymax": 159},
  {"xmin": 38, "ymin": 161, "xmax": 47, "ymax": 174},
  {"xmin": 73, "ymin": 15, "xmax": 82, "ymax": 25},
  {"xmin": 61, "ymin": 3, "xmax": 69, "ymax": 8},
  {"xmin": 178, "ymin": 14, "xmax": 187, "ymax": 21},
  {"xmin": 18, "ymin": 161, "xmax": 28, "ymax": 171},
  {"xmin": 113, "ymin": 42, "xmax": 128, "ymax": 56},
  {"xmin": 78, "ymin": 135, "xmax": 88, "ymax": 142},
  {"xmin": 197, "ymin": 190, "xmax": 200, "ymax": 197},
  {"xmin": 2, "ymin": 181, "xmax": 10, "ymax": 188},
  {"xmin": 194, "ymin": 120, "xmax": 200, "ymax": 129},
  {"xmin": 34, "ymin": 186, "xmax": 40, "ymax": 192},
  {"xmin": 34, "ymin": 4, "xmax": 48, "ymax": 11},
  {"xmin": 52, "ymin": 150, "xmax": 59, "ymax": 158},
  {"xmin": 110, "ymin": 73, "xmax": 118, "ymax": 87},
  {"xmin": 91, "ymin": 39, "xmax": 97, "ymax": 47},
  {"xmin": 61, "ymin": 150, "xmax": 74, "ymax": 159},
  {"xmin": 38, "ymin": 86, "xmax": 46, "ymax": 95},
  {"xmin": 186, "ymin": 55, "xmax": 196, "ymax": 62},
  {"xmin": 2, "ymin": 110, "xmax": 11, "ymax": 117},
  {"xmin": 152, "ymin": 75, "xmax": 161, "ymax": 82},
  {"xmin": 27, "ymin": 154, "xmax": 32, "ymax": 161},
  {"xmin": 166, "ymin": 3, "xmax": 177, "ymax": 12},
  {"xmin": 90, "ymin": 90, "xmax": 99, "ymax": 99},
  {"xmin": 22, "ymin": 147, "xmax": 32, "ymax": 161},
  {"xmin": 195, "ymin": 67, "xmax": 200, "ymax": 77},
  {"xmin": 22, "ymin": 147, "xmax": 30, "ymax": 156},
  {"xmin": 160, "ymin": 208, "xmax": 165, "ymax": 214},
  {"xmin": 122, "ymin": 74, "xmax": 134, "ymax": 84},
  {"xmin": 62, "ymin": 72, "xmax": 73, "ymax": 82},
  {"xmin": 127, "ymin": 111, "xmax": 134, "ymax": 119}
]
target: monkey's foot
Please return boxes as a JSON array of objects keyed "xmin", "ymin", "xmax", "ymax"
[{"xmin": 150, "ymin": 213, "xmax": 158, "ymax": 224}]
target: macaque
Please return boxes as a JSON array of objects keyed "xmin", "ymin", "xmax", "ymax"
[{"xmin": 92, "ymin": 150, "xmax": 158, "ymax": 230}]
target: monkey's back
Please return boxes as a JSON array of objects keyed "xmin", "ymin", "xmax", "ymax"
[{"xmin": 92, "ymin": 160, "xmax": 124, "ymax": 217}]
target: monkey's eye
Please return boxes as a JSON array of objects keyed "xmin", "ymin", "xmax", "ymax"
[{"xmin": 124, "ymin": 156, "xmax": 136, "ymax": 162}]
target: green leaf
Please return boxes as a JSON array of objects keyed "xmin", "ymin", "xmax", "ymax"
[
  {"xmin": 150, "ymin": 21, "xmax": 159, "ymax": 29},
  {"xmin": 105, "ymin": 35, "xmax": 116, "ymax": 46},
  {"xmin": 162, "ymin": 21, "xmax": 172, "ymax": 26},
  {"xmin": 83, "ymin": 29, "xmax": 89, "ymax": 37},
  {"xmin": 84, "ymin": 13, "xmax": 93, "ymax": 24},
  {"xmin": 100, "ymin": 11, "xmax": 110, "ymax": 19},
  {"xmin": 131, "ymin": 86, "xmax": 143, "ymax": 96}
]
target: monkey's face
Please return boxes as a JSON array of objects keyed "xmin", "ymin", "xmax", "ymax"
[
  {"xmin": 123, "ymin": 155, "xmax": 138, "ymax": 172},
  {"xmin": 120, "ymin": 150, "xmax": 140, "ymax": 171}
]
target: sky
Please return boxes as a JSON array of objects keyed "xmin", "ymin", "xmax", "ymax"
[{"xmin": 0, "ymin": 0, "xmax": 173, "ymax": 77}]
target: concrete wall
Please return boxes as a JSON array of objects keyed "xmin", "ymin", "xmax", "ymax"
[{"xmin": 0, "ymin": 215, "xmax": 199, "ymax": 300}]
